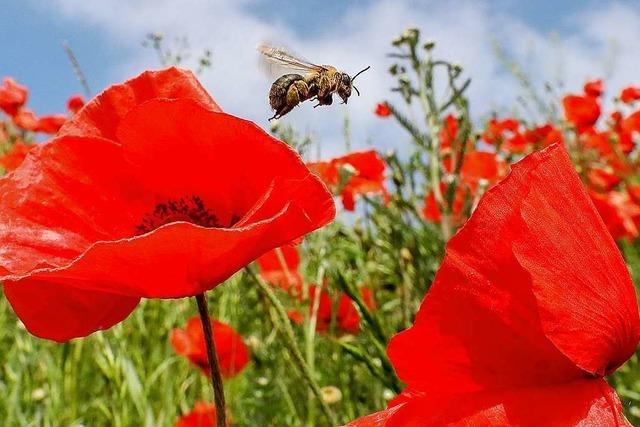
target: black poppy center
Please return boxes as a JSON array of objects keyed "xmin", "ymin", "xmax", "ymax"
[{"xmin": 136, "ymin": 195, "xmax": 224, "ymax": 234}]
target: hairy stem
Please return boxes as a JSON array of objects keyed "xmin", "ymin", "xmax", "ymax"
[{"xmin": 195, "ymin": 293, "xmax": 227, "ymax": 427}]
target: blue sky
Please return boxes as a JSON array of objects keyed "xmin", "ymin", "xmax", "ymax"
[
  {"xmin": 2, "ymin": 1, "xmax": 640, "ymax": 155},
  {"xmin": 0, "ymin": 0, "xmax": 603, "ymax": 113}
]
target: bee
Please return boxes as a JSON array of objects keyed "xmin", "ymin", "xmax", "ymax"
[{"xmin": 258, "ymin": 43, "xmax": 370, "ymax": 120}]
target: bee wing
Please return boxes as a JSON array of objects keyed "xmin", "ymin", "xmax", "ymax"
[{"xmin": 257, "ymin": 43, "xmax": 327, "ymax": 77}]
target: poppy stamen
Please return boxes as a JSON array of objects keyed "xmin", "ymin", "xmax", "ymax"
[{"xmin": 136, "ymin": 195, "xmax": 222, "ymax": 233}]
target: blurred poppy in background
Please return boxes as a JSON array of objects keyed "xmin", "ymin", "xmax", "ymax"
[
  {"xmin": 66, "ymin": 94, "xmax": 85, "ymax": 114},
  {"xmin": 256, "ymin": 245, "xmax": 303, "ymax": 294},
  {"xmin": 309, "ymin": 150, "xmax": 389, "ymax": 211},
  {"xmin": 583, "ymin": 79, "xmax": 604, "ymax": 97},
  {"xmin": 0, "ymin": 77, "xmax": 28, "ymax": 116},
  {"xmin": 289, "ymin": 285, "xmax": 375, "ymax": 333},
  {"xmin": 171, "ymin": 316, "xmax": 249, "ymax": 378},
  {"xmin": 563, "ymin": 92, "xmax": 601, "ymax": 133},
  {"xmin": 374, "ymin": 102, "xmax": 392, "ymax": 117},
  {"xmin": 620, "ymin": 86, "xmax": 640, "ymax": 104},
  {"xmin": 0, "ymin": 141, "xmax": 34, "ymax": 172},
  {"xmin": 175, "ymin": 401, "xmax": 221, "ymax": 427}
]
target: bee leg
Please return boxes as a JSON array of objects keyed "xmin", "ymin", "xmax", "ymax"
[
  {"xmin": 317, "ymin": 74, "xmax": 332, "ymax": 99},
  {"xmin": 317, "ymin": 94, "xmax": 333, "ymax": 106},
  {"xmin": 294, "ymin": 80, "xmax": 310, "ymax": 100},
  {"xmin": 286, "ymin": 84, "xmax": 303, "ymax": 108}
]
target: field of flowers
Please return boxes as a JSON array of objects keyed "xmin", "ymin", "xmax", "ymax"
[{"xmin": 0, "ymin": 28, "xmax": 640, "ymax": 426}]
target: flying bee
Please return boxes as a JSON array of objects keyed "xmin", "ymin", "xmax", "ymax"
[{"xmin": 258, "ymin": 43, "xmax": 370, "ymax": 120}]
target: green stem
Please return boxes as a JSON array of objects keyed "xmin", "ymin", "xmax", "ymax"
[
  {"xmin": 305, "ymin": 264, "xmax": 325, "ymax": 426},
  {"xmin": 195, "ymin": 293, "xmax": 227, "ymax": 427}
]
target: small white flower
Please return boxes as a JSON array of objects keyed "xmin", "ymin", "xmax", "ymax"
[
  {"xmin": 31, "ymin": 388, "xmax": 47, "ymax": 401},
  {"xmin": 320, "ymin": 386, "xmax": 342, "ymax": 405}
]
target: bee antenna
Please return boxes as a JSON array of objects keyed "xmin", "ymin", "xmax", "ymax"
[
  {"xmin": 351, "ymin": 66, "xmax": 370, "ymax": 82},
  {"xmin": 353, "ymin": 85, "xmax": 361, "ymax": 96}
]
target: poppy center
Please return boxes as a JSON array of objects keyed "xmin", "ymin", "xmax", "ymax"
[{"xmin": 136, "ymin": 195, "xmax": 223, "ymax": 234}]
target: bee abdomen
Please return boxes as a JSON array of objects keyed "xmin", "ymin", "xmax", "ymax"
[{"xmin": 269, "ymin": 74, "xmax": 304, "ymax": 111}]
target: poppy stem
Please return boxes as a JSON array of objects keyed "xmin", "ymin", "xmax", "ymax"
[{"xmin": 195, "ymin": 293, "xmax": 226, "ymax": 427}]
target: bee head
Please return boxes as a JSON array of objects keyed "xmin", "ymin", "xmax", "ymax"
[
  {"xmin": 338, "ymin": 66, "xmax": 370, "ymax": 104},
  {"xmin": 336, "ymin": 73, "xmax": 351, "ymax": 103}
]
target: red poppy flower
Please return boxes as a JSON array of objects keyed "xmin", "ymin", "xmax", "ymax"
[
  {"xmin": 0, "ymin": 141, "xmax": 34, "ymax": 172},
  {"xmin": 12, "ymin": 108, "xmax": 38, "ymax": 131},
  {"xmin": 608, "ymin": 112, "xmax": 635, "ymax": 154},
  {"xmin": 584, "ymin": 79, "xmax": 604, "ymax": 97},
  {"xmin": 337, "ymin": 287, "xmax": 375, "ymax": 333},
  {"xmin": 588, "ymin": 167, "xmax": 621, "ymax": 192},
  {"xmin": 523, "ymin": 123, "xmax": 563, "ymax": 148},
  {"xmin": 620, "ymin": 86, "xmax": 640, "ymax": 104},
  {"xmin": 622, "ymin": 110, "xmax": 640, "ymax": 134},
  {"xmin": 590, "ymin": 190, "xmax": 640, "ymax": 240},
  {"xmin": 347, "ymin": 144, "xmax": 640, "ymax": 426},
  {"xmin": 309, "ymin": 150, "xmax": 389, "ymax": 211},
  {"xmin": 563, "ymin": 94, "xmax": 600, "ymax": 133},
  {"xmin": 439, "ymin": 114, "xmax": 458, "ymax": 151},
  {"xmin": 374, "ymin": 102, "xmax": 391, "ymax": 117},
  {"xmin": 628, "ymin": 183, "xmax": 640, "ymax": 205},
  {"xmin": 287, "ymin": 285, "xmax": 332, "ymax": 330},
  {"xmin": 582, "ymin": 130, "xmax": 613, "ymax": 156},
  {"xmin": 0, "ymin": 77, "xmax": 28, "ymax": 116},
  {"xmin": 422, "ymin": 183, "xmax": 465, "ymax": 224},
  {"xmin": 305, "ymin": 285, "xmax": 333, "ymax": 332},
  {"xmin": 11, "ymin": 111, "xmax": 66, "ymax": 134},
  {"xmin": 500, "ymin": 132, "xmax": 531, "ymax": 153},
  {"xmin": 287, "ymin": 309, "xmax": 305, "ymax": 325},
  {"xmin": 171, "ymin": 316, "xmax": 249, "ymax": 378},
  {"xmin": 256, "ymin": 244, "xmax": 303, "ymax": 293},
  {"xmin": 459, "ymin": 151, "xmax": 504, "ymax": 190},
  {"xmin": 175, "ymin": 402, "xmax": 220, "ymax": 427},
  {"xmin": 34, "ymin": 114, "xmax": 67, "ymax": 134},
  {"xmin": 290, "ymin": 285, "xmax": 375, "ymax": 333},
  {"xmin": 481, "ymin": 118, "xmax": 519, "ymax": 145},
  {"xmin": 0, "ymin": 67, "xmax": 335, "ymax": 342},
  {"xmin": 67, "ymin": 94, "xmax": 85, "ymax": 114}
]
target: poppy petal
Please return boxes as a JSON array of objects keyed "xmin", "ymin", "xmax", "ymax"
[
  {"xmin": 389, "ymin": 145, "xmax": 615, "ymax": 394},
  {"xmin": 11, "ymin": 207, "xmax": 317, "ymax": 298},
  {"xmin": 4, "ymin": 279, "xmax": 139, "ymax": 342},
  {"xmin": 116, "ymin": 99, "xmax": 335, "ymax": 230},
  {"xmin": 344, "ymin": 404, "xmax": 404, "ymax": 427},
  {"xmin": 347, "ymin": 379, "xmax": 630, "ymax": 427},
  {"xmin": 510, "ymin": 147, "xmax": 640, "ymax": 375},
  {"xmin": 0, "ymin": 136, "xmax": 148, "ymax": 278},
  {"xmin": 59, "ymin": 67, "xmax": 221, "ymax": 140}
]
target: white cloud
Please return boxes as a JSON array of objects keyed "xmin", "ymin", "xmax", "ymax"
[{"xmin": 35, "ymin": 0, "xmax": 640, "ymax": 157}]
